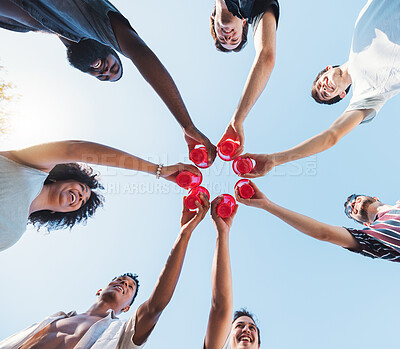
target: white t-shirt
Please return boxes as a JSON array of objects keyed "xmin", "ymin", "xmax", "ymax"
[
  {"xmin": 0, "ymin": 309, "xmax": 145, "ymax": 349},
  {"xmin": 346, "ymin": 0, "xmax": 400, "ymax": 123}
]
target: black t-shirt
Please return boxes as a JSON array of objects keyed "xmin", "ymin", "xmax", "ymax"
[{"xmin": 224, "ymin": 0, "xmax": 279, "ymax": 31}]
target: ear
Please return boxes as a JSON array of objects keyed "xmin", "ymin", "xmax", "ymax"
[
  {"xmin": 326, "ymin": 65, "xmax": 333, "ymax": 71},
  {"xmin": 96, "ymin": 289, "xmax": 102, "ymax": 296},
  {"xmin": 241, "ymin": 18, "xmax": 247, "ymax": 26},
  {"xmin": 339, "ymin": 91, "xmax": 347, "ymax": 99},
  {"xmin": 363, "ymin": 222, "xmax": 371, "ymax": 227},
  {"xmin": 373, "ymin": 197, "xmax": 379, "ymax": 201},
  {"xmin": 121, "ymin": 305, "xmax": 130, "ymax": 313},
  {"xmin": 211, "ymin": 15, "xmax": 215, "ymax": 20}
]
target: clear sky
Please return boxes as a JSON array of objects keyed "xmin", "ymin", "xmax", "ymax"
[{"xmin": 1, "ymin": 0, "xmax": 400, "ymax": 348}]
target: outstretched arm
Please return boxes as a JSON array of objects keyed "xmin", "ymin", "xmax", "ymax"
[
  {"xmin": 219, "ymin": 10, "xmax": 277, "ymax": 157},
  {"xmin": 204, "ymin": 197, "xmax": 238, "ymax": 349},
  {"xmin": 133, "ymin": 195, "xmax": 210, "ymax": 346},
  {"xmin": 110, "ymin": 15, "xmax": 216, "ymax": 165},
  {"xmin": 240, "ymin": 109, "xmax": 370, "ymax": 178},
  {"xmin": 235, "ymin": 181, "xmax": 360, "ymax": 249},
  {"xmin": 0, "ymin": 140, "xmax": 201, "ymax": 181}
]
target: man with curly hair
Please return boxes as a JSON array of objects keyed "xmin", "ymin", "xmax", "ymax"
[
  {"xmin": 0, "ymin": 0, "xmax": 216, "ymax": 165},
  {"xmin": 240, "ymin": 0, "xmax": 400, "ymax": 177},
  {"xmin": 210, "ymin": 0, "xmax": 279, "ymax": 158},
  {"xmin": 0, "ymin": 194, "xmax": 210, "ymax": 348},
  {"xmin": 0, "ymin": 140, "xmax": 201, "ymax": 252}
]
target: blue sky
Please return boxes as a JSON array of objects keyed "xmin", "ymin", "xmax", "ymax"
[{"xmin": 1, "ymin": 1, "xmax": 400, "ymax": 348}]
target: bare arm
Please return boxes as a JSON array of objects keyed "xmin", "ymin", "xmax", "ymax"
[
  {"xmin": 133, "ymin": 195, "xmax": 210, "ymax": 345},
  {"xmin": 233, "ymin": 10, "xmax": 276, "ymax": 125},
  {"xmin": 235, "ymin": 181, "xmax": 360, "ymax": 249},
  {"xmin": 219, "ymin": 10, "xmax": 276, "ymax": 157},
  {"xmin": 241, "ymin": 109, "xmax": 370, "ymax": 178},
  {"xmin": 271, "ymin": 109, "xmax": 369, "ymax": 168},
  {"xmin": 110, "ymin": 15, "xmax": 216, "ymax": 164},
  {"xmin": 204, "ymin": 198, "xmax": 238, "ymax": 349},
  {"xmin": 0, "ymin": 140, "xmax": 201, "ymax": 180}
]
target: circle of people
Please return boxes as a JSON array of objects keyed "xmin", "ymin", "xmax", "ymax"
[{"xmin": 0, "ymin": 0, "xmax": 399, "ymax": 348}]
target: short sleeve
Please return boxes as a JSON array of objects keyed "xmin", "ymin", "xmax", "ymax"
[
  {"xmin": 345, "ymin": 96, "xmax": 386, "ymax": 124},
  {"xmin": 251, "ymin": 0, "xmax": 279, "ymax": 32},
  {"xmin": 345, "ymin": 228, "xmax": 400, "ymax": 262}
]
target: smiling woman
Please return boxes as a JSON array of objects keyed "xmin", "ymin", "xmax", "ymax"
[{"xmin": 0, "ymin": 139, "xmax": 202, "ymax": 252}]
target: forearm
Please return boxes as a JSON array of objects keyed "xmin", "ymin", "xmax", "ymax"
[
  {"xmin": 211, "ymin": 230, "xmax": 232, "ymax": 312},
  {"xmin": 261, "ymin": 200, "xmax": 335, "ymax": 242},
  {"xmin": 9, "ymin": 140, "xmax": 158, "ymax": 174},
  {"xmin": 145, "ymin": 229, "xmax": 192, "ymax": 313},
  {"xmin": 232, "ymin": 52, "xmax": 275, "ymax": 124},
  {"xmin": 125, "ymin": 40, "xmax": 194, "ymax": 130},
  {"xmin": 270, "ymin": 129, "xmax": 338, "ymax": 167}
]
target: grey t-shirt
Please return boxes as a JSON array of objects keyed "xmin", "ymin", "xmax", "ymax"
[
  {"xmin": 0, "ymin": 155, "xmax": 48, "ymax": 252},
  {"xmin": 0, "ymin": 0, "xmax": 134, "ymax": 52}
]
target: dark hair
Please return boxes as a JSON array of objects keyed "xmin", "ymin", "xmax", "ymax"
[
  {"xmin": 233, "ymin": 308, "xmax": 261, "ymax": 345},
  {"xmin": 210, "ymin": 5, "xmax": 248, "ymax": 53},
  {"xmin": 311, "ymin": 65, "xmax": 351, "ymax": 105},
  {"xmin": 66, "ymin": 39, "xmax": 123, "ymax": 80},
  {"xmin": 28, "ymin": 163, "xmax": 104, "ymax": 231},
  {"xmin": 113, "ymin": 273, "xmax": 140, "ymax": 306}
]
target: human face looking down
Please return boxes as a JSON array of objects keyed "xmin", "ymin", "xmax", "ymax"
[
  {"xmin": 213, "ymin": 11, "xmax": 246, "ymax": 50},
  {"xmin": 67, "ymin": 39, "xmax": 123, "ymax": 82},
  {"xmin": 314, "ymin": 65, "xmax": 348, "ymax": 102},
  {"xmin": 88, "ymin": 53, "xmax": 122, "ymax": 82},
  {"xmin": 230, "ymin": 316, "xmax": 260, "ymax": 349},
  {"xmin": 345, "ymin": 195, "xmax": 378, "ymax": 224},
  {"xmin": 47, "ymin": 180, "xmax": 91, "ymax": 213}
]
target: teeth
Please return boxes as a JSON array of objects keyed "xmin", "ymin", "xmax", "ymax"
[{"xmin": 71, "ymin": 193, "xmax": 76, "ymax": 204}]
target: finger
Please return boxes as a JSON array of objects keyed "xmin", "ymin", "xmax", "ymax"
[
  {"xmin": 210, "ymin": 195, "xmax": 223, "ymax": 217},
  {"xmin": 232, "ymin": 145, "xmax": 244, "ymax": 159},
  {"xmin": 231, "ymin": 204, "xmax": 239, "ymax": 218},
  {"xmin": 184, "ymin": 164, "xmax": 202, "ymax": 176},
  {"xmin": 182, "ymin": 196, "xmax": 189, "ymax": 212}
]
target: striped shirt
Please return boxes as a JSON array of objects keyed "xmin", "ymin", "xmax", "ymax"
[{"xmin": 345, "ymin": 201, "xmax": 400, "ymax": 262}]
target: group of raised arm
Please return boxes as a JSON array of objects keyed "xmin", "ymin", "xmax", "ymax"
[{"xmin": 2, "ymin": 0, "xmax": 400, "ymax": 347}]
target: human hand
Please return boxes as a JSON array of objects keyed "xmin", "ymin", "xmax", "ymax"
[
  {"xmin": 160, "ymin": 163, "xmax": 202, "ymax": 183},
  {"xmin": 237, "ymin": 153, "xmax": 276, "ymax": 178},
  {"xmin": 234, "ymin": 180, "xmax": 269, "ymax": 209},
  {"xmin": 184, "ymin": 125, "xmax": 216, "ymax": 166},
  {"xmin": 218, "ymin": 121, "xmax": 244, "ymax": 159},
  {"xmin": 180, "ymin": 193, "xmax": 210, "ymax": 233},
  {"xmin": 210, "ymin": 196, "xmax": 238, "ymax": 235}
]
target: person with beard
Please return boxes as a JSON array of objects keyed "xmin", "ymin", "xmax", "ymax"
[
  {"xmin": 0, "ymin": 0, "xmax": 216, "ymax": 165},
  {"xmin": 0, "ymin": 194, "xmax": 210, "ymax": 348},
  {"xmin": 234, "ymin": 181, "xmax": 400, "ymax": 262}
]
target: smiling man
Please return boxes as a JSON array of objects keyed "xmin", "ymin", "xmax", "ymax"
[
  {"xmin": 235, "ymin": 181, "xmax": 400, "ymax": 263},
  {"xmin": 0, "ymin": 0, "xmax": 216, "ymax": 164},
  {"xmin": 0, "ymin": 139, "xmax": 201, "ymax": 252},
  {"xmin": 0, "ymin": 195, "xmax": 209, "ymax": 348},
  {"xmin": 239, "ymin": 0, "xmax": 400, "ymax": 176},
  {"xmin": 210, "ymin": 0, "xmax": 279, "ymax": 159}
]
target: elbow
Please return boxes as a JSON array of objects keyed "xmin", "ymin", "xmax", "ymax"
[
  {"xmin": 323, "ymin": 129, "xmax": 341, "ymax": 149},
  {"xmin": 257, "ymin": 49, "xmax": 275, "ymax": 70}
]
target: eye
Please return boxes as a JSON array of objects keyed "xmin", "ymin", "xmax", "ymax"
[
  {"xmin": 129, "ymin": 285, "xmax": 133, "ymax": 289},
  {"xmin": 92, "ymin": 59, "xmax": 102, "ymax": 70}
]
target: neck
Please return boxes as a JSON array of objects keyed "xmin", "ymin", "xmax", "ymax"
[
  {"xmin": 85, "ymin": 299, "xmax": 120, "ymax": 317},
  {"xmin": 29, "ymin": 185, "xmax": 51, "ymax": 214},
  {"xmin": 215, "ymin": 0, "xmax": 234, "ymax": 22},
  {"xmin": 368, "ymin": 201, "xmax": 391, "ymax": 222},
  {"xmin": 340, "ymin": 62, "xmax": 352, "ymax": 86}
]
